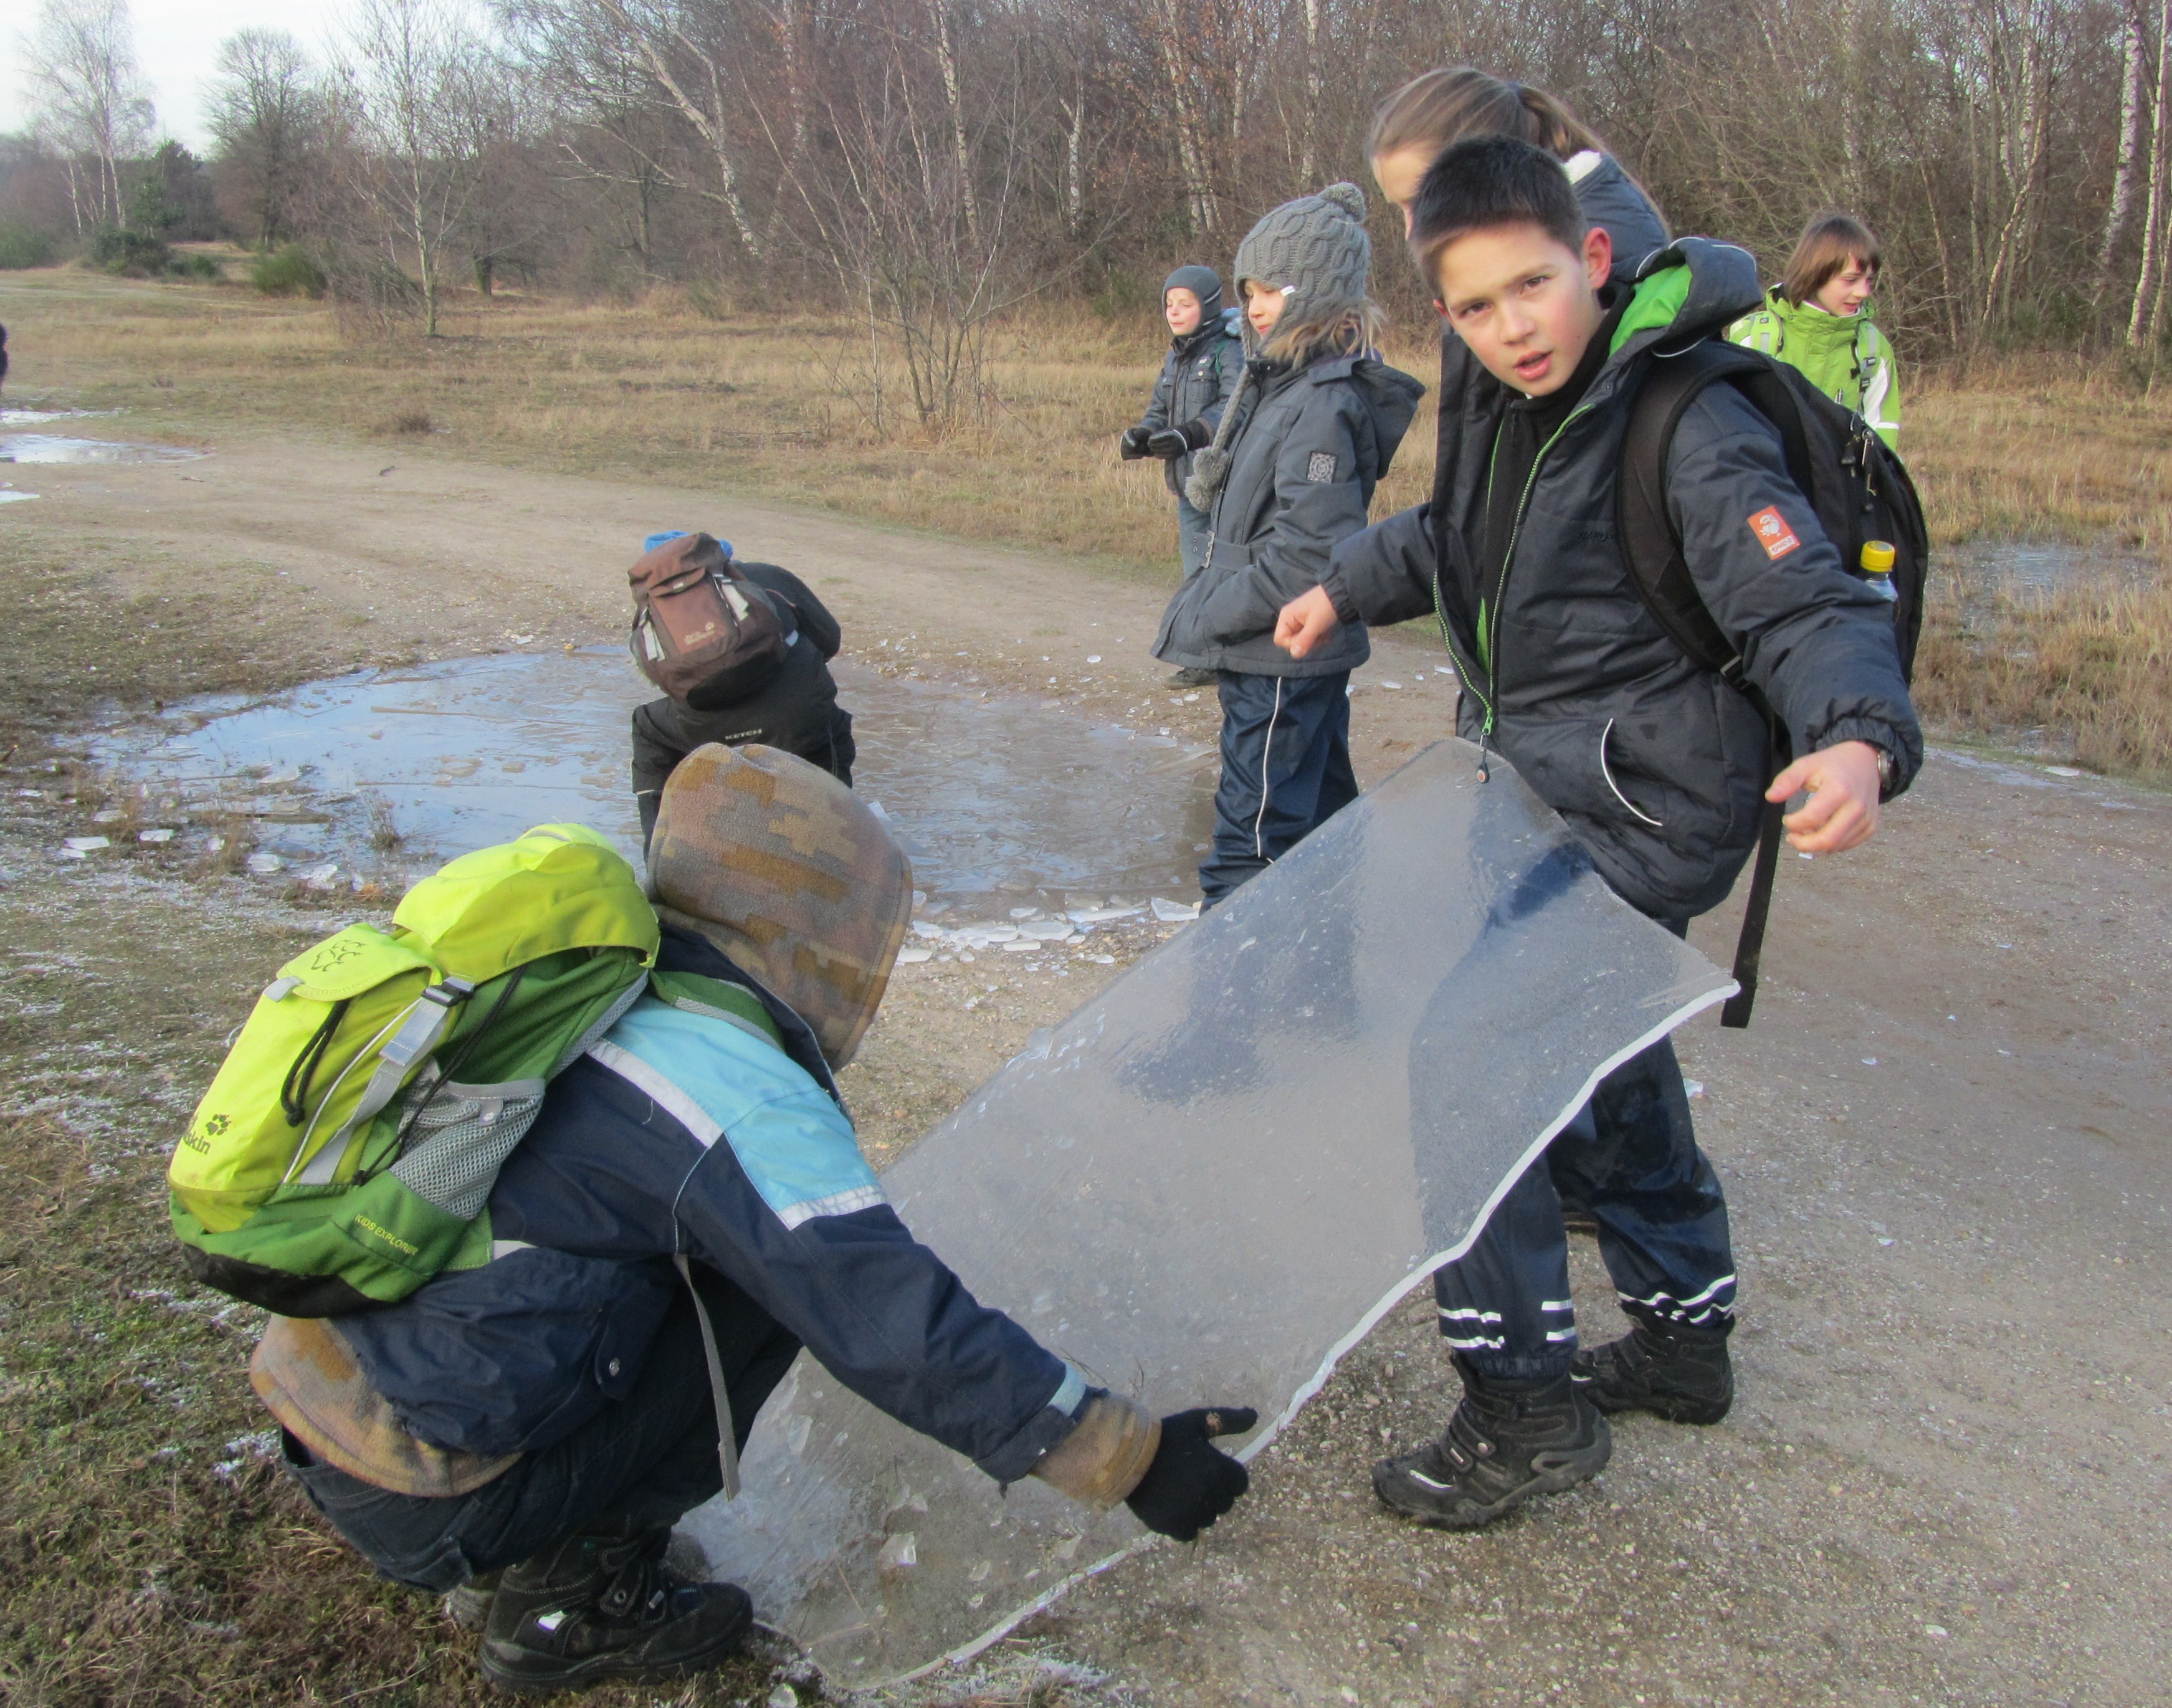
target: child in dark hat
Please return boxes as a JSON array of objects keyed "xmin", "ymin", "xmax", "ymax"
[
  {"xmin": 1150, "ymin": 187, "xmax": 1425, "ymax": 905},
  {"xmin": 1123, "ymin": 268, "xmax": 1246, "ymax": 685}
]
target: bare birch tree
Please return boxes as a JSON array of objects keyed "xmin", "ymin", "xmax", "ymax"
[{"xmin": 20, "ymin": 0, "xmax": 154, "ymax": 232}]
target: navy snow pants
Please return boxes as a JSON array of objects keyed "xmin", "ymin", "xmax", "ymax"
[
  {"xmin": 1432, "ymin": 1027, "xmax": 1736, "ymax": 1383},
  {"xmin": 1200, "ymin": 669, "xmax": 1359, "ymax": 905}
]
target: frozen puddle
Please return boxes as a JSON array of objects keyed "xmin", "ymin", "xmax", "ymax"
[
  {"xmin": 0, "ymin": 433, "xmax": 206, "ymax": 465},
  {"xmin": 90, "ymin": 650, "xmax": 1214, "ymax": 909}
]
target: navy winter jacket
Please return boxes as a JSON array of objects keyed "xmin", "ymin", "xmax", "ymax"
[
  {"xmin": 1140, "ymin": 308, "xmax": 1247, "ymax": 497},
  {"xmin": 1153, "ymin": 351, "xmax": 1424, "ymax": 678},
  {"xmin": 334, "ymin": 927, "xmax": 1085, "ymax": 1484},
  {"xmin": 1324, "ymin": 240, "xmax": 1922, "ymax": 920}
]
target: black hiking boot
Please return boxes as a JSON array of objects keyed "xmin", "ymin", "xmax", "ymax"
[
  {"xmin": 1571, "ymin": 1318, "xmax": 1734, "ymax": 1425},
  {"xmin": 1373, "ymin": 1358, "xmax": 1611, "ymax": 1529},
  {"xmin": 444, "ymin": 1569, "xmax": 501, "ymax": 1631},
  {"xmin": 477, "ymin": 1527, "xmax": 752, "ymax": 1695}
]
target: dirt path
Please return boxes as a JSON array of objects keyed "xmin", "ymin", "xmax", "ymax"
[{"xmin": 6, "ymin": 432, "xmax": 2168, "ymax": 1706}]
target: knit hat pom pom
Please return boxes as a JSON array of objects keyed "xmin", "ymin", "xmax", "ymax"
[{"xmin": 1320, "ymin": 183, "xmax": 1368, "ymax": 222}]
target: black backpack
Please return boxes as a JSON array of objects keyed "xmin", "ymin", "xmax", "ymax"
[{"xmin": 1617, "ymin": 339, "xmax": 1929, "ymax": 1027}]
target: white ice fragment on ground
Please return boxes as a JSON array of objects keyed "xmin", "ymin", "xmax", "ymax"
[
  {"xmin": 0, "ymin": 492, "xmax": 39, "ymax": 503},
  {"xmin": 1684, "ymin": 1079, "xmax": 1705, "ymax": 1099},
  {"xmin": 246, "ymin": 852, "xmax": 286, "ymax": 875},
  {"xmin": 205, "ymin": 836, "xmax": 226, "ymax": 852},
  {"xmin": 15, "ymin": 788, "xmax": 40, "ymax": 798},
  {"xmin": 1877, "ymin": 1236, "xmax": 1895, "ymax": 1246},
  {"xmin": 1151, "ymin": 897, "xmax": 1200, "ymax": 922},
  {"xmin": 1068, "ymin": 905, "xmax": 1143, "ymax": 923},
  {"xmin": 866, "ymin": 800, "xmax": 890, "ymax": 821},
  {"xmin": 1923, "ymin": 1625, "xmax": 1949, "ymax": 1639},
  {"xmin": 911, "ymin": 922, "xmax": 946, "ymax": 940},
  {"xmin": 1064, "ymin": 933, "xmax": 1086, "ymax": 946},
  {"xmin": 92, "ymin": 808, "xmax": 125, "ymax": 823},
  {"xmin": 1799, "ymin": 852, "xmax": 1814, "ymax": 861},
  {"xmin": 1381, "ymin": 680, "xmax": 1403, "ymax": 690},
  {"xmin": 263, "ymin": 768, "xmax": 303, "ymax": 786},
  {"xmin": 212, "ymin": 1428, "xmax": 280, "ymax": 1478},
  {"xmin": 1019, "ymin": 920, "xmax": 1072, "ymax": 940},
  {"xmin": 956, "ymin": 952, "xmax": 975, "ymax": 964},
  {"xmin": 896, "ymin": 948, "xmax": 933, "ymax": 963},
  {"xmin": 300, "ymin": 862, "xmax": 340, "ymax": 888},
  {"xmin": 1087, "ymin": 953, "xmax": 1115, "ymax": 965},
  {"xmin": 1009, "ymin": 907, "xmax": 1042, "ymax": 919},
  {"xmin": 138, "ymin": 828, "xmax": 176, "ymax": 843},
  {"xmin": 2044, "ymin": 765, "xmax": 2082, "ymax": 777},
  {"xmin": 1183, "ymin": 692, "xmax": 1200, "ymax": 703},
  {"xmin": 1001, "ymin": 940, "xmax": 1036, "ymax": 952},
  {"xmin": 1345, "ymin": 685, "xmax": 1356, "ymax": 696},
  {"xmin": 1087, "ymin": 654, "xmax": 1102, "ymax": 663},
  {"xmin": 767, "ymin": 1687, "xmax": 799, "ymax": 1708},
  {"xmin": 1861, "ymin": 1057, "xmax": 1878, "ymax": 1066},
  {"xmin": 877, "ymin": 1534, "xmax": 918, "ymax": 1570},
  {"xmin": 63, "ymin": 836, "xmax": 110, "ymax": 852},
  {"xmin": 911, "ymin": 889, "xmax": 926, "ymax": 907}
]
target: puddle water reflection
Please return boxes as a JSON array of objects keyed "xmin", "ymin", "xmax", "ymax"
[
  {"xmin": 0, "ymin": 434, "xmax": 206, "ymax": 465},
  {"xmin": 94, "ymin": 650, "xmax": 1215, "ymax": 907}
]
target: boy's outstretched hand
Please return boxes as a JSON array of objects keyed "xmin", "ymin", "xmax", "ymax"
[
  {"xmin": 1766, "ymin": 740, "xmax": 1885, "ymax": 854},
  {"xmin": 1274, "ymin": 586, "xmax": 1341, "ymax": 658}
]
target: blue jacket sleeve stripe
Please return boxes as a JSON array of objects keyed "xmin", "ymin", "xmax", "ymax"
[{"xmin": 591, "ymin": 999, "xmax": 887, "ymax": 1229}]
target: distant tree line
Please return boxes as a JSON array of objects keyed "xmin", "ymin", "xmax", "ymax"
[{"xmin": 5, "ymin": 0, "xmax": 2169, "ymax": 375}]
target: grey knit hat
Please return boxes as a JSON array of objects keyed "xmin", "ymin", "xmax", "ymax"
[
  {"xmin": 1185, "ymin": 183, "xmax": 1374, "ymax": 509},
  {"xmin": 1232, "ymin": 183, "xmax": 1373, "ymax": 356}
]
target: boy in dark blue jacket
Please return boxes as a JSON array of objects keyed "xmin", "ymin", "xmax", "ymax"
[
  {"xmin": 1121, "ymin": 265, "xmax": 1246, "ymax": 581},
  {"xmin": 250, "ymin": 745, "xmax": 1254, "ymax": 1693},
  {"xmin": 1277, "ymin": 138, "xmax": 1920, "ymax": 1529}
]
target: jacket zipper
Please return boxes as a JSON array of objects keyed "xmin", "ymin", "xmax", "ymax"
[{"xmin": 1444, "ymin": 404, "xmax": 1594, "ymax": 780}]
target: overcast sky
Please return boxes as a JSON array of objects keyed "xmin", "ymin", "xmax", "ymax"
[{"xmin": 2, "ymin": 0, "xmax": 353, "ymax": 153}]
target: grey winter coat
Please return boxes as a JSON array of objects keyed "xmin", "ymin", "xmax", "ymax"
[
  {"xmin": 1154, "ymin": 351, "xmax": 1425, "ymax": 677},
  {"xmin": 1140, "ymin": 308, "xmax": 1246, "ymax": 496},
  {"xmin": 1323, "ymin": 239, "xmax": 1922, "ymax": 921}
]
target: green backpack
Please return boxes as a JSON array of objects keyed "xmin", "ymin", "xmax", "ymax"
[{"xmin": 171, "ymin": 824, "xmax": 660, "ymax": 1316}]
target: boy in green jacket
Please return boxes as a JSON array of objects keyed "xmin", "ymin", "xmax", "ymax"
[{"xmin": 1727, "ymin": 210, "xmax": 1900, "ymax": 449}]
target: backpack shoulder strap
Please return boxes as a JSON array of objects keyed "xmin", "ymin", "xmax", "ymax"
[{"xmin": 1617, "ymin": 338, "xmax": 1810, "ymax": 1030}]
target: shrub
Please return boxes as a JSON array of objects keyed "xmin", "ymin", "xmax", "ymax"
[
  {"xmin": 89, "ymin": 226, "xmax": 173, "ymax": 277},
  {"xmin": 181, "ymin": 252, "xmax": 223, "ymax": 282},
  {"xmin": 0, "ymin": 222, "xmax": 56, "ymax": 270},
  {"xmin": 384, "ymin": 406, "xmax": 434, "ymax": 434},
  {"xmin": 252, "ymin": 244, "xmax": 326, "ymax": 298}
]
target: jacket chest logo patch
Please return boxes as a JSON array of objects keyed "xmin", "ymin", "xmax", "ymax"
[
  {"xmin": 1748, "ymin": 505, "xmax": 1801, "ymax": 560},
  {"xmin": 1307, "ymin": 452, "xmax": 1338, "ymax": 483}
]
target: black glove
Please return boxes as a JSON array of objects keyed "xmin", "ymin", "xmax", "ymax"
[
  {"xmin": 1146, "ymin": 419, "xmax": 1212, "ymax": 459},
  {"xmin": 1125, "ymin": 1406, "xmax": 1256, "ymax": 1541},
  {"xmin": 1118, "ymin": 426, "xmax": 1153, "ymax": 460}
]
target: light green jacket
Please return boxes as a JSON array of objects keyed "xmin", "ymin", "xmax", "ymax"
[{"xmin": 1725, "ymin": 287, "xmax": 1900, "ymax": 449}]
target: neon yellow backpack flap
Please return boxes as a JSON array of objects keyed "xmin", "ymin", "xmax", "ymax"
[{"xmin": 171, "ymin": 824, "xmax": 659, "ymax": 1316}]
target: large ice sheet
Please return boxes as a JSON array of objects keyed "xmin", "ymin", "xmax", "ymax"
[{"xmin": 682, "ymin": 740, "xmax": 1733, "ymax": 1682}]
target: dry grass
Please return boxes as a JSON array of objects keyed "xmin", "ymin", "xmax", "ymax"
[{"xmin": 1, "ymin": 268, "xmax": 2166, "ymax": 775}]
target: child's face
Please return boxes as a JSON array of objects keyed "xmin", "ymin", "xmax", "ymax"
[
  {"xmin": 1812, "ymin": 257, "xmax": 1875, "ymax": 318},
  {"xmin": 1244, "ymin": 279, "xmax": 1290, "ymax": 340},
  {"xmin": 1431, "ymin": 221, "xmax": 1613, "ymax": 397},
  {"xmin": 1371, "ymin": 146, "xmax": 1434, "ymax": 236},
  {"xmin": 1165, "ymin": 288, "xmax": 1204, "ymax": 336}
]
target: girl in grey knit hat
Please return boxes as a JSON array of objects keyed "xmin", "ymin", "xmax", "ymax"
[{"xmin": 1150, "ymin": 184, "xmax": 1425, "ymax": 905}]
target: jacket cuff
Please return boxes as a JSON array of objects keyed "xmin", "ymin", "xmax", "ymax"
[
  {"xmin": 1808, "ymin": 717, "xmax": 1921, "ymax": 799},
  {"xmin": 974, "ymin": 1364, "xmax": 1093, "ymax": 1484},
  {"xmin": 1318, "ymin": 567, "xmax": 1363, "ymax": 627},
  {"xmin": 1026, "ymin": 1391, "xmax": 1161, "ymax": 1508}
]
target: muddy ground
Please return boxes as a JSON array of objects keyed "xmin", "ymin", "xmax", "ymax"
[{"xmin": 2, "ymin": 427, "xmax": 2167, "ymax": 1707}]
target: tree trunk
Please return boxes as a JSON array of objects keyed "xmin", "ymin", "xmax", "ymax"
[
  {"xmin": 2130, "ymin": 0, "xmax": 2172, "ymax": 343},
  {"xmin": 2098, "ymin": 0, "xmax": 2149, "ymax": 295},
  {"xmin": 1299, "ymin": 0, "xmax": 1322, "ymax": 184},
  {"xmin": 475, "ymin": 254, "xmax": 493, "ymax": 295},
  {"xmin": 1062, "ymin": 65, "xmax": 1085, "ymax": 238},
  {"xmin": 929, "ymin": 0, "xmax": 979, "ymax": 248},
  {"xmin": 1153, "ymin": 0, "xmax": 1217, "ymax": 236}
]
